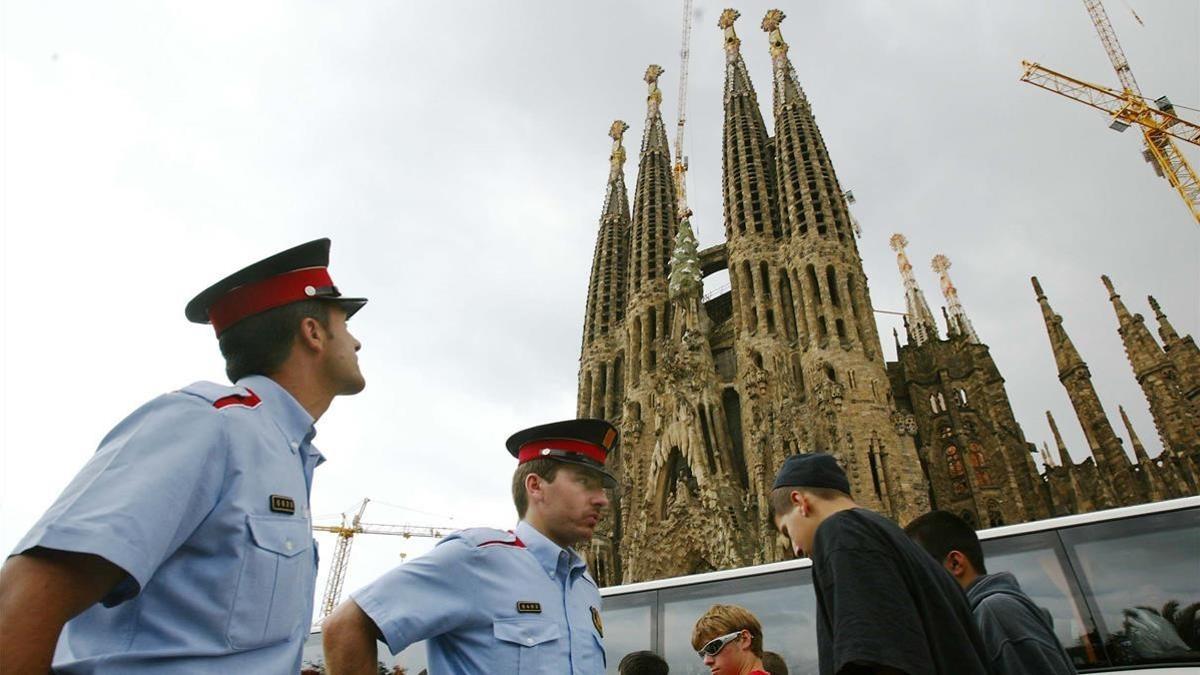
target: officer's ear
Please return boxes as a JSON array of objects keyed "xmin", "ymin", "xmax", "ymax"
[
  {"xmin": 524, "ymin": 472, "xmax": 545, "ymax": 506},
  {"xmin": 297, "ymin": 316, "xmax": 327, "ymax": 352}
]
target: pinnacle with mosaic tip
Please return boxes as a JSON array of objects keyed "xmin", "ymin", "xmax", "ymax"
[
  {"xmin": 608, "ymin": 120, "xmax": 629, "ymax": 174},
  {"xmin": 761, "ymin": 9, "xmax": 788, "ymax": 58}
]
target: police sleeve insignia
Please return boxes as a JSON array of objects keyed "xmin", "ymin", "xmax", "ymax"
[{"xmin": 591, "ymin": 606, "xmax": 603, "ymax": 637}]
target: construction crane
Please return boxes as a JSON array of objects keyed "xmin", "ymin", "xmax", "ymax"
[
  {"xmin": 1019, "ymin": 0, "xmax": 1200, "ymax": 225},
  {"xmin": 673, "ymin": 0, "xmax": 694, "ymax": 226},
  {"xmin": 313, "ymin": 498, "xmax": 452, "ymax": 620}
]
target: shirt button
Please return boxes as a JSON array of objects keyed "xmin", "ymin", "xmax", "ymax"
[
  {"xmin": 526, "ymin": 637, "xmax": 534, "ymax": 645},
  {"xmin": 290, "ymin": 441, "xmax": 300, "ymax": 450},
  {"xmin": 285, "ymin": 540, "xmax": 294, "ymax": 551}
]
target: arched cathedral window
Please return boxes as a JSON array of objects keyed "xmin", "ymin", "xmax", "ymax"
[{"xmin": 968, "ymin": 442, "xmax": 993, "ymax": 487}]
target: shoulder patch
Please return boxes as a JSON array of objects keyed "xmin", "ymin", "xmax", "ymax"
[
  {"xmin": 213, "ymin": 389, "xmax": 262, "ymax": 410},
  {"xmin": 179, "ymin": 381, "xmax": 261, "ymax": 410},
  {"xmin": 446, "ymin": 527, "xmax": 526, "ymax": 549}
]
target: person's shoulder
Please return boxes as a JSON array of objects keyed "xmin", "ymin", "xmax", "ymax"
[
  {"xmin": 440, "ymin": 527, "xmax": 527, "ymax": 551},
  {"xmin": 817, "ymin": 508, "xmax": 888, "ymax": 550}
]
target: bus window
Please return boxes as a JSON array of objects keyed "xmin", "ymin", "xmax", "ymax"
[
  {"xmin": 981, "ymin": 530, "xmax": 1106, "ymax": 669},
  {"xmin": 602, "ymin": 591, "xmax": 656, "ymax": 675},
  {"xmin": 1059, "ymin": 508, "xmax": 1200, "ymax": 668},
  {"xmin": 657, "ymin": 568, "xmax": 818, "ymax": 675}
]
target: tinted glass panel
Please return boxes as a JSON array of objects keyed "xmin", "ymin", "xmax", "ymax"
[
  {"xmin": 982, "ymin": 530, "xmax": 1105, "ymax": 668},
  {"xmin": 602, "ymin": 591, "xmax": 656, "ymax": 675},
  {"xmin": 1060, "ymin": 507, "xmax": 1200, "ymax": 667},
  {"xmin": 658, "ymin": 568, "xmax": 818, "ymax": 675}
]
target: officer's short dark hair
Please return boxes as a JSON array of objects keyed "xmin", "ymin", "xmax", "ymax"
[
  {"xmin": 512, "ymin": 458, "xmax": 564, "ymax": 518},
  {"xmin": 218, "ymin": 300, "xmax": 332, "ymax": 383},
  {"xmin": 903, "ymin": 510, "xmax": 988, "ymax": 574},
  {"xmin": 618, "ymin": 650, "xmax": 669, "ymax": 675}
]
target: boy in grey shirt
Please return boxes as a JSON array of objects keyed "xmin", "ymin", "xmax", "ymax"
[{"xmin": 905, "ymin": 510, "xmax": 1077, "ymax": 675}]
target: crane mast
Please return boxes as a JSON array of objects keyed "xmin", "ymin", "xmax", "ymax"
[{"xmin": 673, "ymin": 0, "xmax": 694, "ymax": 224}]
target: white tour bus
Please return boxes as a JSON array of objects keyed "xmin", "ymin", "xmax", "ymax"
[{"xmin": 303, "ymin": 496, "xmax": 1199, "ymax": 674}]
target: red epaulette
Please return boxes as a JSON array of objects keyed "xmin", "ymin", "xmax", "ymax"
[
  {"xmin": 213, "ymin": 389, "xmax": 263, "ymax": 410},
  {"xmin": 478, "ymin": 532, "xmax": 526, "ymax": 548}
]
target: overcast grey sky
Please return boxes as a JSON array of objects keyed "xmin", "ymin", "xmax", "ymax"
[{"xmin": 2, "ymin": 1, "xmax": 1198, "ymax": 618}]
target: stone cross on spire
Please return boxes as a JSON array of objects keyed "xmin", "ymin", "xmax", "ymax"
[
  {"xmin": 931, "ymin": 254, "xmax": 980, "ymax": 344},
  {"xmin": 890, "ymin": 234, "xmax": 939, "ymax": 346}
]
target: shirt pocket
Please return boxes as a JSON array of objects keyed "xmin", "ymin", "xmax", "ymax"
[
  {"xmin": 493, "ymin": 617, "xmax": 562, "ymax": 675},
  {"xmin": 227, "ymin": 514, "xmax": 312, "ymax": 650}
]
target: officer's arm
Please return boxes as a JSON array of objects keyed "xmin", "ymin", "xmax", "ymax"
[
  {"xmin": 323, "ymin": 599, "xmax": 385, "ymax": 675},
  {"xmin": 0, "ymin": 548, "xmax": 126, "ymax": 674}
]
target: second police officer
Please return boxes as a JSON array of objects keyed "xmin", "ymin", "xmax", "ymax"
[{"xmin": 322, "ymin": 419, "xmax": 615, "ymax": 674}]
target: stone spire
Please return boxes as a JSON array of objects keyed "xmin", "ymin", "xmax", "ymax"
[
  {"xmin": 1046, "ymin": 410, "xmax": 1073, "ymax": 468},
  {"xmin": 627, "ymin": 65, "xmax": 678, "ymax": 300},
  {"xmin": 890, "ymin": 234, "xmax": 939, "ymax": 346},
  {"xmin": 582, "ymin": 121, "xmax": 632, "ymax": 350},
  {"xmin": 764, "ymin": 8, "xmax": 854, "ymax": 243},
  {"xmin": 1102, "ymin": 275, "xmax": 1163, "ymax": 376},
  {"xmin": 1118, "ymin": 405, "xmax": 1151, "ymax": 463},
  {"xmin": 719, "ymin": 9, "xmax": 779, "ymax": 240},
  {"xmin": 762, "ymin": 9, "xmax": 808, "ymax": 114},
  {"xmin": 1032, "ymin": 277, "xmax": 1086, "ymax": 375},
  {"xmin": 931, "ymin": 254, "xmax": 980, "ymax": 343},
  {"xmin": 1033, "ymin": 277, "xmax": 1138, "ymax": 504},
  {"xmin": 1148, "ymin": 295, "xmax": 1181, "ymax": 344},
  {"xmin": 1103, "ymin": 276, "xmax": 1200, "ymax": 479},
  {"xmin": 1040, "ymin": 442, "xmax": 1056, "ymax": 468},
  {"xmin": 1149, "ymin": 295, "xmax": 1200, "ymax": 405},
  {"xmin": 1120, "ymin": 404, "xmax": 1171, "ymax": 500}
]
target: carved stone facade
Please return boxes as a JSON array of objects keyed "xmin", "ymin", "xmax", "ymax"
[{"xmin": 575, "ymin": 8, "xmax": 1197, "ymax": 586}]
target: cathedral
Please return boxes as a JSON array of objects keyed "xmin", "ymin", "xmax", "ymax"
[{"xmin": 575, "ymin": 9, "xmax": 1199, "ymax": 586}]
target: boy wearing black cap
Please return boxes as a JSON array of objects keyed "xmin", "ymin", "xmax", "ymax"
[
  {"xmin": 323, "ymin": 419, "xmax": 614, "ymax": 674},
  {"xmin": 0, "ymin": 239, "xmax": 368, "ymax": 674},
  {"xmin": 770, "ymin": 453, "xmax": 990, "ymax": 675}
]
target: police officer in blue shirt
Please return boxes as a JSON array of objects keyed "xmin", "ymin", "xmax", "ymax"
[
  {"xmin": 0, "ymin": 238, "xmax": 367, "ymax": 674},
  {"xmin": 322, "ymin": 419, "xmax": 615, "ymax": 675}
]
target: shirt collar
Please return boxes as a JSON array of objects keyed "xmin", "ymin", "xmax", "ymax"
[
  {"xmin": 515, "ymin": 520, "xmax": 586, "ymax": 579},
  {"xmin": 236, "ymin": 374, "xmax": 322, "ymax": 464}
]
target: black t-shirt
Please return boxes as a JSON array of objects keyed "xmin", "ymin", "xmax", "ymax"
[{"xmin": 811, "ymin": 508, "xmax": 991, "ymax": 675}]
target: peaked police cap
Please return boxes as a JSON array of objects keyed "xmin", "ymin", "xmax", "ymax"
[
  {"xmin": 185, "ymin": 238, "xmax": 367, "ymax": 336},
  {"xmin": 507, "ymin": 419, "xmax": 618, "ymax": 488}
]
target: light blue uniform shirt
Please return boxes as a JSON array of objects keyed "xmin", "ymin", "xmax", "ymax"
[
  {"xmin": 353, "ymin": 519, "xmax": 606, "ymax": 675},
  {"xmin": 12, "ymin": 374, "xmax": 323, "ymax": 674}
]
